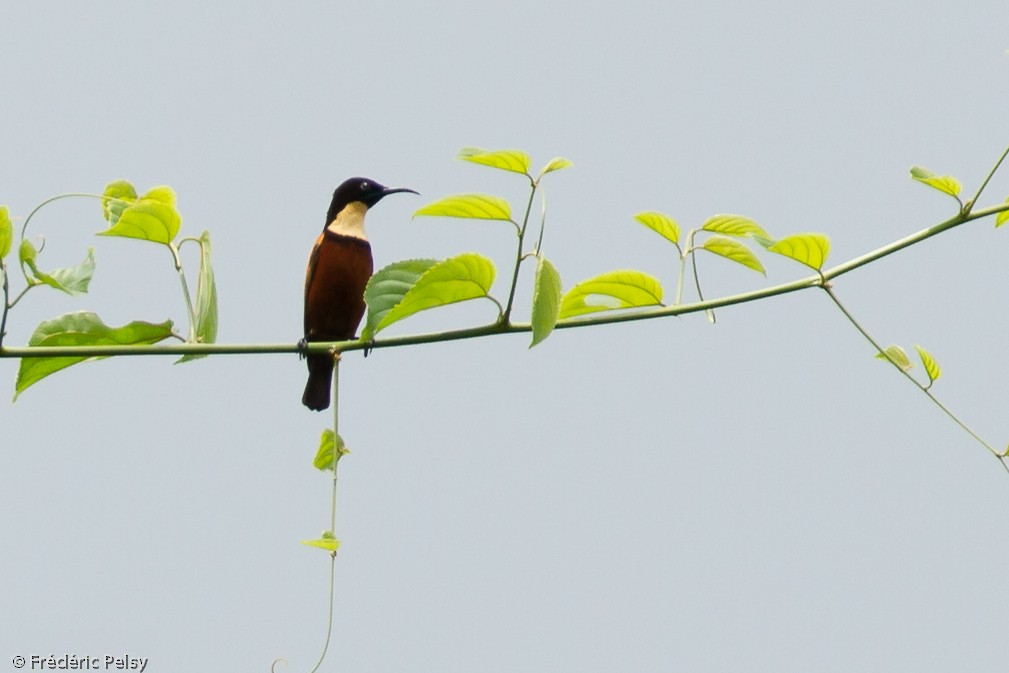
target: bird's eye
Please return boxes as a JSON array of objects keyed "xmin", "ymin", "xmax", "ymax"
[{"xmin": 359, "ymin": 181, "xmax": 369, "ymax": 191}]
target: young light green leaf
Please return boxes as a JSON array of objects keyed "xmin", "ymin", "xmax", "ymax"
[
  {"xmin": 539, "ymin": 157, "xmax": 573, "ymax": 176},
  {"xmin": 0, "ymin": 206, "xmax": 12, "ymax": 259},
  {"xmin": 300, "ymin": 530, "xmax": 341, "ymax": 552},
  {"xmin": 14, "ymin": 311, "xmax": 175, "ymax": 399},
  {"xmin": 768, "ymin": 233, "xmax": 831, "ymax": 271},
  {"xmin": 18, "ymin": 241, "xmax": 95, "ymax": 294},
  {"xmin": 914, "ymin": 345, "xmax": 941, "ymax": 383},
  {"xmin": 910, "ymin": 166, "xmax": 962, "ymax": 199},
  {"xmin": 413, "ymin": 194, "xmax": 513, "ymax": 221},
  {"xmin": 19, "ymin": 238, "xmax": 37, "ymax": 271},
  {"xmin": 559, "ymin": 270, "xmax": 663, "ymax": 319},
  {"xmin": 701, "ymin": 235, "xmax": 766, "ymax": 275},
  {"xmin": 875, "ymin": 344, "xmax": 913, "ymax": 371},
  {"xmin": 457, "ymin": 147, "xmax": 531, "ymax": 175},
  {"xmin": 995, "ymin": 197, "xmax": 1009, "ymax": 228},
  {"xmin": 701, "ymin": 214, "xmax": 770, "ymax": 239},
  {"xmin": 362, "ymin": 258, "xmax": 439, "ymax": 341},
  {"xmin": 371, "ymin": 253, "xmax": 497, "ymax": 336},
  {"xmin": 633, "ymin": 211, "xmax": 680, "ymax": 246},
  {"xmin": 105, "ymin": 200, "xmax": 131, "ymax": 228},
  {"xmin": 101, "ymin": 180, "xmax": 137, "ymax": 223},
  {"xmin": 530, "ymin": 256, "xmax": 562, "ymax": 348},
  {"xmin": 176, "ymin": 231, "xmax": 219, "ymax": 364},
  {"xmin": 313, "ymin": 429, "xmax": 349, "ymax": 471},
  {"xmin": 45, "ymin": 248, "xmax": 97, "ymax": 294},
  {"xmin": 97, "ymin": 185, "xmax": 181, "ymax": 244}
]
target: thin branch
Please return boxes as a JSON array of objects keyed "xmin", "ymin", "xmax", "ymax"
[
  {"xmin": 172, "ymin": 245, "xmax": 198, "ymax": 341},
  {"xmin": 533, "ymin": 188, "xmax": 548, "ymax": 256},
  {"xmin": 822, "ymin": 201, "xmax": 1008, "ymax": 281},
  {"xmin": 7, "ymin": 284, "xmax": 33, "ymax": 309},
  {"xmin": 967, "ymin": 144, "xmax": 1009, "ymax": 213},
  {"xmin": 822, "ymin": 283, "xmax": 1009, "ymax": 472},
  {"xmin": 691, "ymin": 249, "xmax": 716, "ymax": 324},
  {"xmin": 0, "ymin": 265, "xmax": 8, "ymax": 346},
  {"xmin": 674, "ymin": 230, "xmax": 696, "ymax": 305},
  {"xmin": 308, "ymin": 357, "xmax": 342, "ymax": 673},
  {"xmin": 502, "ymin": 183, "xmax": 538, "ymax": 322},
  {"xmin": 2, "ymin": 199, "xmax": 1009, "ymax": 361},
  {"xmin": 18, "ymin": 192, "xmax": 108, "ymax": 241}
]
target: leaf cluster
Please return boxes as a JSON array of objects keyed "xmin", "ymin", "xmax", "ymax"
[
  {"xmin": 357, "ymin": 147, "xmax": 834, "ymax": 348},
  {"xmin": 0, "ymin": 181, "xmax": 219, "ymax": 397}
]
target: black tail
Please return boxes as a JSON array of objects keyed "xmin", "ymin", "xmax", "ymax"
[{"xmin": 302, "ymin": 355, "xmax": 333, "ymax": 411}]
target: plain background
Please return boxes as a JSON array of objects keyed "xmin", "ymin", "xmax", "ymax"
[{"xmin": 2, "ymin": 2, "xmax": 1009, "ymax": 671}]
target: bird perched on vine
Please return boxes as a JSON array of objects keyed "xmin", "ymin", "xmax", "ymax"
[{"xmin": 301, "ymin": 177, "xmax": 418, "ymax": 410}]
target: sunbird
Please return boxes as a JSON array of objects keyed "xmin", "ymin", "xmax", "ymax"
[{"xmin": 302, "ymin": 177, "xmax": 418, "ymax": 410}]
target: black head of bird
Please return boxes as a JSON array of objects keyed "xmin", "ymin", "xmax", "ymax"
[{"xmin": 326, "ymin": 177, "xmax": 420, "ymax": 229}]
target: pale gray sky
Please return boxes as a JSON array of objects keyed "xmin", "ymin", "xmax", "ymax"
[{"xmin": 3, "ymin": 2, "xmax": 1009, "ymax": 671}]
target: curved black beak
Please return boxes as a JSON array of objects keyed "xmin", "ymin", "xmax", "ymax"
[{"xmin": 382, "ymin": 186, "xmax": 419, "ymax": 197}]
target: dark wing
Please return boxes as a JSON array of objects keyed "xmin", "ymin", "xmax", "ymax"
[{"xmin": 303, "ymin": 232, "xmax": 324, "ymax": 336}]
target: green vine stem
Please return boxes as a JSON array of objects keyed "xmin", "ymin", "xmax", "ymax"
[
  {"xmin": 821, "ymin": 283, "xmax": 1009, "ymax": 474},
  {"xmin": 532, "ymin": 188, "xmax": 548, "ymax": 257},
  {"xmin": 307, "ymin": 356, "xmax": 342, "ymax": 673},
  {"xmin": 0, "ymin": 264, "xmax": 9, "ymax": 346},
  {"xmin": 18, "ymin": 192, "xmax": 106, "ymax": 242},
  {"xmin": 965, "ymin": 144, "xmax": 1009, "ymax": 214},
  {"xmin": 674, "ymin": 231, "xmax": 690, "ymax": 305},
  {"xmin": 690, "ymin": 246, "xmax": 715, "ymax": 323},
  {"xmin": 171, "ymin": 240, "xmax": 199, "ymax": 342},
  {"xmin": 3, "ymin": 183, "xmax": 1009, "ymax": 470},
  {"xmin": 2, "ymin": 188, "xmax": 1007, "ymax": 358},
  {"xmin": 501, "ymin": 181, "xmax": 539, "ymax": 323}
]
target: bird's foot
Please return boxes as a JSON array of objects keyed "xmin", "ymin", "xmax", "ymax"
[{"xmin": 297, "ymin": 337, "xmax": 309, "ymax": 360}]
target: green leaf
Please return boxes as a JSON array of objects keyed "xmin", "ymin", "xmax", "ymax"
[
  {"xmin": 530, "ymin": 256, "xmax": 562, "ymax": 348},
  {"xmin": 910, "ymin": 166, "xmax": 962, "ymax": 199},
  {"xmin": 300, "ymin": 530, "xmax": 341, "ymax": 552},
  {"xmin": 539, "ymin": 157, "xmax": 573, "ymax": 176},
  {"xmin": 0, "ymin": 205, "xmax": 12, "ymax": 259},
  {"xmin": 371, "ymin": 253, "xmax": 497, "ymax": 336},
  {"xmin": 995, "ymin": 197, "xmax": 1009, "ymax": 228},
  {"xmin": 701, "ymin": 214, "xmax": 770, "ymax": 239},
  {"xmin": 97, "ymin": 185, "xmax": 181, "ymax": 244},
  {"xmin": 45, "ymin": 248, "xmax": 97, "ymax": 294},
  {"xmin": 312, "ymin": 429, "xmax": 349, "ymax": 471},
  {"xmin": 193, "ymin": 232, "xmax": 218, "ymax": 343},
  {"xmin": 413, "ymin": 194, "xmax": 513, "ymax": 222},
  {"xmin": 875, "ymin": 344, "xmax": 913, "ymax": 371},
  {"xmin": 19, "ymin": 238, "xmax": 37, "ymax": 271},
  {"xmin": 701, "ymin": 235, "xmax": 766, "ymax": 275},
  {"xmin": 101, "ymin": 180, "xmax": 137, "ymax": 224},
  {"xmin": 362, "ymin": 258, "xmax": 439, "ymax": 341},
  {"xmin": 19, "ymin": 240, "xmax": 96, "ymax": 294},
  {"xmin": 914, "ymin": 345, "xmax": 941, "ymax": 383},
  {"xmin": 18, "ymin": 241, "xmax": 41, "ymax": 289},
  {"xmin": 457, "ymin": 147, "xmax": 531, "ymax": 175},
  {"xmin": 14, "ymin": 311, "xmax": 174, "ymax": 399},
  {"xmin": 559, "ymin": 270, "xmax": 663, "ymax": 319},
  {"xmin": 633, "ymin": 211, "xmax": 680, "ymax": 246},
  {"xmin": 176, "ymin": 231, "xmax": 219, "ymax": 363},
  {"xmin": 768, "ymin": 233, "xmax": 831, "ymax": 271}
]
